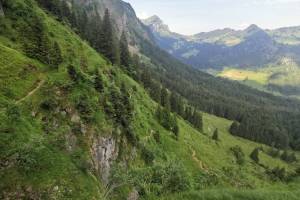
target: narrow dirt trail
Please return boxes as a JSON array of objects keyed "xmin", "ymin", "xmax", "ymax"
[
  {"xmin": 189, "ymin": 146, "xmax": 210, "ymax": 173},
  {"xmin": 16, "ymin": 79, "xmax": 45, "ymax": 104}
]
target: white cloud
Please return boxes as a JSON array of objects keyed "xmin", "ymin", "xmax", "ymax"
[
  {"xmin": 136, "ymin": 11, "xmax": 150, "ymax": 19},
  {"xmin": 246, "ymin": 0, "xmax": 300, "ymax": 5},
  {"xmin": 236, "ymin": 23, "xmax": 251, "ymax": 30}
]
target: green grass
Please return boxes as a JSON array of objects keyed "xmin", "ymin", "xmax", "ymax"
[
  {"xmin": 218, "ymin": 68, "xmax": 270, "ymax": 85},
  {"xmin": 218, "ymin": 64, "xmax": 300, "ymax": 98}
]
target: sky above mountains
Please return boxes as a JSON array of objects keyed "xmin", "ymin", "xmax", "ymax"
[{"xmin": 125, "ymin": 0, "xmax": 300, "ymax": 35}]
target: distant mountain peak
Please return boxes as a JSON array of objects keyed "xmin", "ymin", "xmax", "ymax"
[
  {"xmin": 245, "ymin": 24, "xmax": 262, "ymax": 33},
  {"xmin": 143, "ymin": 15, "xmax": 163, "ymax": 25},
  {"xmin": 142, "ymin": 15, "xmax": 171, "ymax": 36}
]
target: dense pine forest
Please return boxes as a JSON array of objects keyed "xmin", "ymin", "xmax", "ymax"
[{"xmin": 1, "ymin": 0, "xmax": 300, "ymax": 199}]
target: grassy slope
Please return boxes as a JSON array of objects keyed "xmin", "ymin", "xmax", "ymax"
[
  {"xmin": 218, "ymin": 65, "xmax": 300, "ymax": 98},
  {"xmin": 0, "ymin": 1, "xmax": 300, "ymax": 199},
  {"xmin": 218, "ymin": 68, "xmax": 270, "ymax": 85}
]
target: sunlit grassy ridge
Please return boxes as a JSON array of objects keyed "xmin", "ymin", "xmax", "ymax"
[
  {"xmin": 218, "ymin": 68, "xmax": 270, "ymax": 85},
  {"xmin": 218, "ymin": 63, "xmax": 300, "ymax": 98}
]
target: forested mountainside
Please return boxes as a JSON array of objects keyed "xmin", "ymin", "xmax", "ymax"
[{"xmin": 1, "ymin": 0, "xmax": 300, "ymax": 199}]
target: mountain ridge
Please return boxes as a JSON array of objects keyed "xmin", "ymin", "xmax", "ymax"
[{"xmin": 142, "ymin": 15, "xmax": 300, "ymax": 70}]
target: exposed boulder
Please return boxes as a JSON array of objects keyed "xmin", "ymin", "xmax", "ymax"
[
  {"xmin": 91, "ymin": 136, "xmax": 118, "ymax": 184},
  {"xmin": 127, "ymin": 188, "xmax": 139, "ymax": 200}
]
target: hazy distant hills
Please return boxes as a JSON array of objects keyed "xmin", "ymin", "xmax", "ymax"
[{"xmin": 143, "ymin": 15, "xmax": 300, "ymax": 70}]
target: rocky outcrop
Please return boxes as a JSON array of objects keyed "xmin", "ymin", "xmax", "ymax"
[
  {"xmin": 127, "ymin": 188, "xmax": 139, "ymax": 200},
  {"xmin": 91, "ymin": 136, "xmax": 118, "ymax": 184}
]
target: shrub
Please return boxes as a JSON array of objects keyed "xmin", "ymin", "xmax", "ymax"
[
  {"xmin": 40, "ymin": 98, "xmax": 58, "ymax": 111},
  {"xmin": 230, "ymin": 145, "xmax": 245, "ymax": 165},
  {"xmin": 267, "ymin": 167, "xmax": 286, "ymax": 181},
  {"xmin": 212, "ymin": 128, "xmax": 219, "ymax": 141},
  {"xmin": 141, "ymin": 146, "xmax": 155, "ymax": 165},
  {"xmin": 250, "ymin": 148, "xmax": 260, "ymax": 163},
  {"xmin": 153, "ymin": 131, "xmax": 161, "ymax": 144},
  {"xmin": 281, "ymin": 151, "xmax": 297, "ymax": 163},
  {"xmin": 267, "ymin": 147, "xmax": 280, "ymax": 158},
  {"xmin": 163, "ymin": 162, "xmax": 191, "ymax": 193}
]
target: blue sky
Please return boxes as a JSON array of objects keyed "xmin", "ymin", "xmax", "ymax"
[{"xmin": 125, "ymin": 0, "xmax": 300, "ymax": 35}]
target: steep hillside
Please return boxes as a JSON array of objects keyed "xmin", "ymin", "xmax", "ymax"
[{"xmin": 1, "ymin": 0, "xmax": 300, "ymax": 199}]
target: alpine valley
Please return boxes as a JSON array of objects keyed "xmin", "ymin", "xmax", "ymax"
[
  {"xmin": 143, "ymin": 15, "xmax": 300, "ymax": 98},
  {"xmin": 1, "ymin": 0, "xmax": 300, "ymax": 200}
]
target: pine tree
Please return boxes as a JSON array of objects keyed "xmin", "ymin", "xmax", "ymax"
[
  {"xmin": 49, "ymin": 41, "xmax": 63, "ymax": 68},
  {"xmin": 95, "ymin": 75, "xmax": 104, "ymax": 93},
  {"xmin": 172, "ymin": 115, "xmax": 179, "ymax": 139},
  {"xmin": 280, "ymin": 151, "xmax": 289, "ymax": 162},
  {"xmin": 212, "ymin": 128, "xmax": 219, "ymax": 141},
  {"xmin": 68, "ymin": 65, "xmax": 80, "ymax": 82},
  {"xmin": 88, "ymin": 11, "xmax": 102, "ymax": 49},
  {"xmin": 149, "ymin": 81, "xmax": 161, "ymax": 104},
  {"xmin": 250, "ymin": 148, "xmax": 260, "ymax": 163},
  {"xmin": 78, "ymin": 9, "xmax": 88, "ymax": 38},
  {"xmin": 119, "ymin": 31, "xmax": 131, "ymax": 68},
  {"xmin": 161, "ymin": 88, "xmax": 170, "ymax": 110},
  {"xmin": 170, "ymin": 92, "xmax": 179, "ymax": 113},
  {"xmin": 184, "ymin": 106, "xmax": 193, "ymax": 121},
  {"xmin": 192, "ymin": 111, "xmax": 203, "ymax": 132},
  {"xmin": 141, "ymin": 70, "xmax": 152, "ymax": 89},
  {"xmin": 69, "ymin": 4, "xmax": 78, "ymax": 28},
  {"xmin": 230, "ymin": 121, "xmax": 239, "ymax": 135},
  {"xmin": 99, "ymin": 9, "xmax": 117, "ymax": 64},
  {"xmin": 59, "ymin": 0, "xmax": 72, "ymax": 22}
]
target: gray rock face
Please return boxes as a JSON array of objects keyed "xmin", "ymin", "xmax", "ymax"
[
  {"xmin": 91, "ymin": 137, "xmax": 118, "ymax": 184},
  {"xmin": 127, "ymin": 188, "xmax": 139, "ymax": 200}
]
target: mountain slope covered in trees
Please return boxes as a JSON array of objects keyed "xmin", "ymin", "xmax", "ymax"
[{"xmin": 1, "ymin": 0, "xmax": 300, "ymax": 199}]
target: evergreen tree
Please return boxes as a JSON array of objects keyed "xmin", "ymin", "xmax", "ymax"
[
  {"xmin": 49, "ymin": 41, "xmax": 63, "ymax": 68},
  {"xmin": 59, "ymin": 0, "xmax": 72, "ymax": 22},
  {"xmin": 156, "ymin": 106, "xmax": 179, "ymax": 138},
  {"xmin": 69, "ymin": 3, "xmax": 78, "ymax": 28},
  {"xmin": 141, "ymin": 70, "xmax": 152, "ymax": 89},
  {"xmin": 78, "ymin": 9, "xmax": 88, "ymax": 38},
  {"xmin": 94, "ymin": 75, "xmax": 104, "ymax": 93},
  {"xmin": 88, "ymin": 11, "xmax": 102, "ymax": 49},
  {"xmin": 184, "ymin": 106, "xmax": 193, "ymax": 121},
  {"xmin": 230, "ymin": 146, "xmax": 245, "ymax": 165},
  {"xmin": 119, "ymin": 31, "xmax": 131, "ymax": 68},
  {"xmin": 229, "ymin": 121, "xmax": 239, "ymax": 135},
  {"xmin": 280, "ymin": 151, "xmax": 289, "ymax": 162},
  {"xmin": 172, "ymin": 116, "xmax": 179, "ymax": 139},
  {"xmin": 192, "ymin": 111, "xmax": 203, "ymax": 132},
  {"xmin": 99, "ymin": 9, "xmax": 117, "ymax": 64},
  {"xmin": 68, "ymin": 65, "xmax": 80, "ymax": 82},
  {"xmin": 280, "ymin": 151, "xmax": 297, "ymax": 163},
  {"xmin": 161, "ymin": 88, "xmax": 170, "ymax": 110},
  {"xmin": 250, "ymin": 148, "xmax": 260, "ymax": 163},
  {"xmin": 170, "ymin": 92, "xmax": 179, "ymax": 113},
  {"xmin": 149, "ymin": 81, "xmax": 161, "ymax": 104},
  {"xmin": 212, "ymin": 128, "xmax": 219, "ymax": 141}
]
